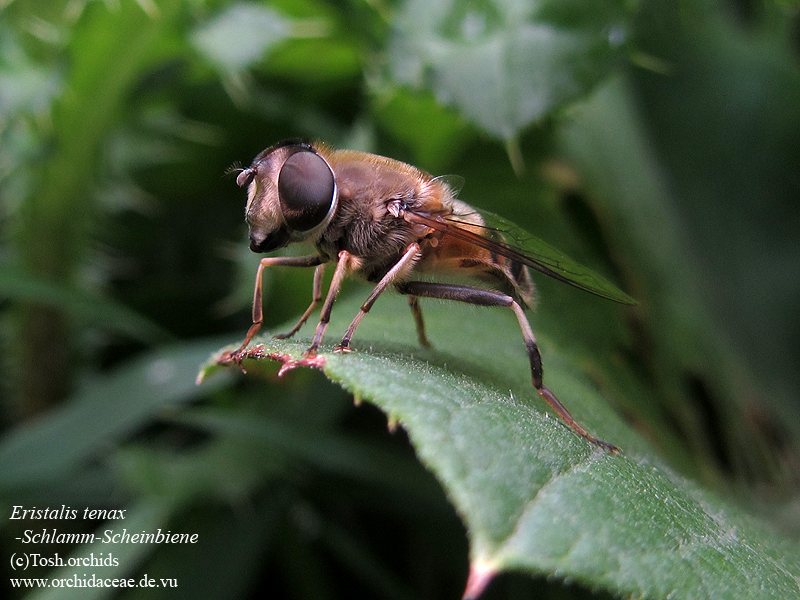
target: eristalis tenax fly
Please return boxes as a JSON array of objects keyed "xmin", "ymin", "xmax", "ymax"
[{"xmin": 218, "ymin": 140, "xmax": 636, "ymax": 452}]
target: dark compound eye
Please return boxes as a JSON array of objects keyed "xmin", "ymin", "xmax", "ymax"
[{"xmin": 278, "ymin": 150, "xmax": 336, "ymax": 232}]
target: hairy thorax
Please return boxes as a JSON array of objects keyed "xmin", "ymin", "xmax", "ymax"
[
  {"xmin": 315, "ymin": 152, "xmax": 442, "ymax": 281},
  {"xmin": 313, "ymin": 149, "xmax": 533, "ymax": 306}
]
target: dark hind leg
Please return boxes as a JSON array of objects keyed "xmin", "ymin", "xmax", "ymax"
[
  {"xmin": 395, "ymin": 281, "xmax": 618, "ymax": 452},
  {"xmin": 407, "ymin": 295, "xmax": 431, "ymax": 348}
]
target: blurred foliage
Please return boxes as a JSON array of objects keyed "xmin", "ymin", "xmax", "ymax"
[{"xmin": 1, "ymin": 0, "xmax": 799, "ymax": 599}]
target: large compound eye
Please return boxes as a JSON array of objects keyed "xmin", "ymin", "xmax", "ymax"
[{"xmin": 278, "ymin": 150, "xmax": 336, "ymax": 232}]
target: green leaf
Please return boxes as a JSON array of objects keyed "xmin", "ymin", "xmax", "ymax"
[
  {"xmin": 388, "ymin": 0, "xmax": 633, "ymax": 139},
  {"xmin": 201, "ymin": 293, "xmax": 800, "ymax": 598},
  {"xmin": 191, "ymin": 3, "xmax": 292, "ymax": 72},
  {"xmin": 372, "ymin": 87, "xmax": 473, "ymax": 171}
]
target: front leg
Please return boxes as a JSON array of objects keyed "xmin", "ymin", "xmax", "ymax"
[
  {"xmin": 227, "ymin": 255, "xmax": 323, "ymax": 364},
  {"xmin": 235, "ymin": 252, "xmax": 352, "ymax": 376}
]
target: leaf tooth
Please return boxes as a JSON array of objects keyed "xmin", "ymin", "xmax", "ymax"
[
  {"xmin": 387, "ymin": 413, "xmax": 400, "ymax": 433},
  {"xmin": 462, "ymin": 559, "xmax": 498, "ymax": 600}
]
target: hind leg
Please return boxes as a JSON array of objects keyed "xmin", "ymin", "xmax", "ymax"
[{"xmin": 396, "ymin": 281, "xmax": 618, "ymax": 452}]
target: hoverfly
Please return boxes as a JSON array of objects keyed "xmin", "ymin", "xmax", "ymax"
[{"xmin": 222, "ymin": 140, "xmax": 635, "ymax": 452}]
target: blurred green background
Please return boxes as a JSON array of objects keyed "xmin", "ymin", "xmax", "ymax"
[{"xmin": 1, "ymin": 0, "xmax": 799, "ymax": 598}]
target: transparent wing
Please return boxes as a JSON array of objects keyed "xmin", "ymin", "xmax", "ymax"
[{"xmin": 404, "ymin": 204, "xmax": 637, "ymax": 305}]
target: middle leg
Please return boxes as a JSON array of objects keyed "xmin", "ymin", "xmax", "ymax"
[
  {"xmin": 305, "ymin": 250, "xmax": 357, "ymax": 357},
  {"xmin": 335, "ymin": 243, "xmax": 421, "ymax": 352}
]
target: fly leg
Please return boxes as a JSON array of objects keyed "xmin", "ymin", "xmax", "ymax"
[
  {"xmin": 395, "ymin": 281, "xmax": 618, "ymax": 452},
  {"xmin": 335, "ymin": 243, "xmax": 421, "ymax": 353},
  {"xmin": 305, "ymin": 250, "xmax": 358, "ymax": 357},
  {"xmin": 408, "ymin": 295, "xmax": 431, "ymax": 348},
  {"xmin": 229, "ymin": 255, "xmax": 324, "ymax": 362}
]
